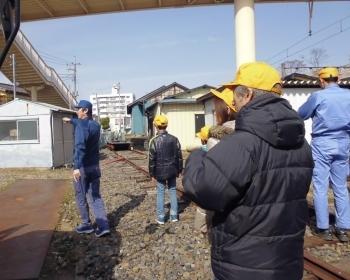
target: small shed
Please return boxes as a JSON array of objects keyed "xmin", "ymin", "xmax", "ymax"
[{"xmin": 0, "ymin": 99, "xmax": 76, "ymax": 168}]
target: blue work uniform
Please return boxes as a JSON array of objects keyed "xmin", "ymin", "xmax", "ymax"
[
  {"xmin": 70, "ymin": 117, "xmax": 109, "ymax": 231},
  {"xmin": 298, "ymin": 84, "xmax": 350, "ymax": 229}
]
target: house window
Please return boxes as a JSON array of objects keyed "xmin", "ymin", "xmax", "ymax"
[
  {"xmin": 194, "ymin": 114, "xmax": 205, "ymax": 134},
  {"xmin": 115, "ymin": 118, "xmax": 124, "ymax": 125},
  {"xmin": 0, "ymin": 119, "xmax": 39, "ymax": 143}
]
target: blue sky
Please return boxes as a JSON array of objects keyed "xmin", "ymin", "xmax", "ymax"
[{"xmin": 1, "ymin": 1, "xmax": 349, "ymax": 100}]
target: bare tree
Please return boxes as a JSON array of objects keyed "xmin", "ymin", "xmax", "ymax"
[
  {"xmin": 307, "ymin": 48, "xmax": 329, "ymax": 67},
  {"xmin": 282, "ymin": 59, "xmax": 307, "ymax": 76}
]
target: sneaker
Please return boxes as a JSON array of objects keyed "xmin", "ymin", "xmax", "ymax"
[
  {"xmin": 333, "ymin": 226, "xmax": 349, "ymax": 242},
  {"xmin": 312, "ymin": 227, "xmax": 333, "ymax": 241},
  {"xmin": 76, "ymin": 224, "xmax": 94, "ymax": 234},
  {"xmin": 155, "ymin": 217, "xmax": 165, "ymax": 225},
  {"xmin": 95, "ymin": 228, "xmax": 110, "ymax": 237},
  {"xmin": 170, "ymin": 215, "xmax": 178, "ymax": 222}
]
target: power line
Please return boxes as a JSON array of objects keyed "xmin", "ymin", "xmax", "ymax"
[
  {"xmin": 37, "ymin": 50, "xmax": 71, "ymax": 63},
  {"xmin": 266, "ymin": 14, "xmax": 350, "ymax": 63},
  {"xmin": 270, "ymin": 26, "xmax": 350, "ymax": 66},
  {"xmin": 36, "ymin": 47, "xmax": 74, "ymax": 58}
]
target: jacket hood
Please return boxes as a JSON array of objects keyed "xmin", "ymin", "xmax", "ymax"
[{"xmin": 236, "ymin": 94, "xmax": 305, "ymax": 148}]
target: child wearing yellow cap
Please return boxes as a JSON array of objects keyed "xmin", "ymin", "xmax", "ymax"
[
  {"xmin": 149, "ymin": 115, "xmax": 183, "ymax": 225},
  {"xmin": 195, "ymin": 125, "xmax": 211, "ymax": 151}
]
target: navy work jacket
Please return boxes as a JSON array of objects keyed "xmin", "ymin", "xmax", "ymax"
[{"xmin": 70, "ymin": 117, "xmax": 100, "ymax": 169}]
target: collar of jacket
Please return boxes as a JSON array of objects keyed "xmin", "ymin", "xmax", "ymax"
[
  {"xmin": 157, "ymin": 130, "xmax": 168, "ymax": 135},
  {"xmin": 324, "ymin": 83, "xmax": 340, "ymax": 89}
]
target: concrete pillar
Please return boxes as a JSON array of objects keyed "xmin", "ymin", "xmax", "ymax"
[
  {"xmin": 30, "ymin": 86, "xmax": 44, "ymax": 102},
  {"xmin": 234, "ymin": 0, "xmax": 256, "ymax": 69},
  {"xmin": 31, "ymin": 86, "xmax": 37, "ymax": 102}
]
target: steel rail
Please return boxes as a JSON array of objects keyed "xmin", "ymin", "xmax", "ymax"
[
  {"xmin": 304, "ymin": 251, "xmax": 350, "ymax": 280},
  {"xmin": 112, "ymin": 150, "xmax": 194, "ymax": 202},
  {"xmin": 114, "ymin": 151, "xmax": 150, "ymax": 177}
]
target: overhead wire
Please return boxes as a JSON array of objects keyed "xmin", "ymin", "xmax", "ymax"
[
  {"xmin": 266, "ymin": 14, "xmax": 350, "ymax": 64},
  {"xmin": 270, "ymin": 26, "xmax": 350, "ymax": 66},
  {"xmin": 37, "ymin": 50, "xmax": 71, "ymax": 63}
]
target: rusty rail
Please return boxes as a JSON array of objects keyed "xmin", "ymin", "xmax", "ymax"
[
  {"xmin": 114, "ymin": 151, "xmax": 150, "ymax": 177},
  {"xmin": 304, "ymin": 251, "xmax": 350, "ymax": 280},
  {"xmin": 112, "ymin": 150, "xmax": 194, "ymax": 202},
  {"xmin": 132, "ymin": 149, "xmax": 148, "ymax": 156}
]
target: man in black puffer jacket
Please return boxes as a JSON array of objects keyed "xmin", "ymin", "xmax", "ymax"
[
  {"xmin": 149, "ymin": 115, "xmax": 183, "ymax": 225},
  {"xmin": 182, "ymin": 62, "xmax": 314, "ymax": 280}
]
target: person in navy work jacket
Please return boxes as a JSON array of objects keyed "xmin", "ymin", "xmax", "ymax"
[
  {"xmin": 63, "ymin": 100, "xmax": 110, "ymax": 237},
  {"xmin": 298, "ymin": 68, "xmax": 350, "ymax": 242},
  {"xmin": 182, "ymin": 62, "xmax": 314, "ymax": 280}
]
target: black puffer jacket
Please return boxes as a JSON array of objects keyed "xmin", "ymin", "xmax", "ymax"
[
  {"xmin": 148, "ymin": 130, "xmax": 183, "ymax": 181},
  {"xmin": 182, "ymin": 94, "xmax": 313, "ymax": 280}
]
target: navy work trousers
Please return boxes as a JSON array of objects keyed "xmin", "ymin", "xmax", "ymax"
[{"xmin": 73, "ymin": 164, "xmax": 109, "ymax": 231}]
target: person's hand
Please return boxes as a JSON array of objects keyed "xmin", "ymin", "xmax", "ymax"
[
  {"xmin": 177, "ymin": 173, "xmax": 183, "ymax": 178},
  {"xmin": 152, "ymin": 177, "xmax": 156, "ymax": 182},
  {"xmin": 62, "ymin": 117, "xmax": 70, "ymax": 123},
  {"xmin": 73, "ymin": 169, "xmax": 81, "ymax": 182}
]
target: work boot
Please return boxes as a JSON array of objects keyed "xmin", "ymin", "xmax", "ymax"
[
  {"xmin": 333, "ymin": 226, "xmax": 349, "ymax": 242},
  {"xmin": 312, "ymin": 227, "xmax": 333, "ymax": 241}
]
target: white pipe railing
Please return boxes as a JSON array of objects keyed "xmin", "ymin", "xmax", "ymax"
[{"xmin": 14, "ymin": 30, "xmax": 77, "ymax": 108}]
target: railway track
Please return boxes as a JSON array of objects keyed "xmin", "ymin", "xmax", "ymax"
[
  {"xmin": 303, "ymin": 251, "xmax": 350, "ymax": 280},
  {"xmin": 106, "ymin": 149, "xmax": 350, "ymax": 280},
  {"xmin": 106, "ymin": 149, "xmax": 192, "ymax": 201}
]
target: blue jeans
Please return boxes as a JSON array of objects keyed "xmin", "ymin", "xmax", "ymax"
[
  {"xmin": 156, "ymin": 177, "xmax": 177, "ymax": 218},
  {"xmin": 74, "ymin": 165, "xmax": 109, "ymax": 230}
]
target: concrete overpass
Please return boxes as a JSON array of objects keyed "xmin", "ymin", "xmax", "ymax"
[
  {"xmin": 0, "ymin": 29, "xmax": 77, "ymax": 108},
  {"xmin": 0, "ymin": 0, "xmax": 346, "ymax": 108}
]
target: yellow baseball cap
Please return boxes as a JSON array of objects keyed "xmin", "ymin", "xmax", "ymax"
[
  {"xmin": 221, "ymin": 62, "xmax": 283, "ymax": 95},
  {"xmin": 210, "ymin": 87, "xmax": 237, "ymax": 112},
  {"xmin": 153, "ymin": 115, "xmax": 168, "ymax": 126},
  {"xmin": 319, "ymin": 68, "xmax": 338, "ymax": 79},
  {"xmin": 195, "ymin": 125, "xmax": 211, "ymax": 141}
]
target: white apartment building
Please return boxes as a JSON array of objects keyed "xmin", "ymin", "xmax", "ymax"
[{"xmin": 89, "ymin": 84, "xmax": 135, "ymax": 132}]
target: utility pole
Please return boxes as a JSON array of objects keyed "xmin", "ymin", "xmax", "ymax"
[
  {"xmin": 68, "ymin": 85, "xmax": 71, "ymax": 109},
  {"xmin": 281, "ymin": 62, "xmax": 286, "ymax": 78},
  {"xmin": 11, "ymin": 54, "xmax": 16, "ymax": 99},
  {"xmin": 67, "ymin": 56, "xmax": 81, "ymax": 98}
]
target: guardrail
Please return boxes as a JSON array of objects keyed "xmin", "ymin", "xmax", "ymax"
[{"xmin": 14, "ymin": 30, "xmax": 77, "ymax": 108}]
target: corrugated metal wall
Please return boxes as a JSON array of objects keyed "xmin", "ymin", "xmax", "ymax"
[
  {"xmin": 161, "ymin": 103, "xmax": 204, "ymax": 149},
  {"xmin": 131, "ymin": 105, "xmax": 143, "ymax": 134}
]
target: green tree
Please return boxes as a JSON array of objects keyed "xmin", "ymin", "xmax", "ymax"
[{"xmin": 100, "ymin": 117, "xmax": 110, "ymax": 130}]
